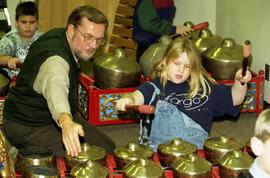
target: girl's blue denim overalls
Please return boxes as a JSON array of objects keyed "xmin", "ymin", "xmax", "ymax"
[{"xmin": 139, "ymin": 82, "xmax": 208, "ymax": 151}]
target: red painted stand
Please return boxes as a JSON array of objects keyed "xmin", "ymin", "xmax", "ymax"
[
  {"xmin": 78, "ymin": 70, "xmax": 265, "ymax": 126},
  {"xmin": 217, "ymin": 70, "xmax": 264, "ymax": 114},
  {"xmin": 78, "ymin": 73, "xmax": 140, "ymax": 126}
]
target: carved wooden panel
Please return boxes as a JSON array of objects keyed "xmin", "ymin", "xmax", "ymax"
[
  {"xmin": 38, "ymin": 0, "xmax": 119, "ymax": 53},
  {"xmin": 109, "ymin": 0, "xmax": 137, "ymax": 60},
  {"xmin": 38, "ymin": 0, "xmax": 137, "ymax": 58}
]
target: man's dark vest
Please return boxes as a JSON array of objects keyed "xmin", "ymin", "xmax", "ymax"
[{"xmin": 3, "ymin": 28, "xmax": 80, "ymax": 126}]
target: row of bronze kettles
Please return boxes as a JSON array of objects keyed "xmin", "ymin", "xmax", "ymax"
[{"xmin": 139, "ymin": 21, "xmax": 252, "ymax": 80}]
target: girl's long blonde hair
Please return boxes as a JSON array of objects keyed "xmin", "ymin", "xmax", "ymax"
[{"xmin": 151, "ymin": 37, "xmax": 216, "ymax": 98}]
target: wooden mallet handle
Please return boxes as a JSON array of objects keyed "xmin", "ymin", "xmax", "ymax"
[
  {"xmin": 241, "ymin": 40, "xmax": 252, "ymax": 85},
  {"xmin": 172, "ymin": 22, "xmax": 209, "ymax": 39},
  {"xmin": 192, "ymin": 22, "xmax": 209, "ymax": 31},
  {"xmin": 125, "ymin": 105, "xmax": 155, "ymax": 114}
]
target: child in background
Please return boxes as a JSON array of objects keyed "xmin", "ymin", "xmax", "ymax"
[
  {"xmin": 117, "ymin": 38, "xmax": 252, "ymax": 150},
  {"xmin": 0, "ymin": 1, "xmax": 42, "ymax": 79},
  {"xmin": 133, "ymin": 0, "xmax": 192, "ymax": 61},
  {"xmin": 238, "ymin": 109, "xmax": 270, "ymax": 178}
]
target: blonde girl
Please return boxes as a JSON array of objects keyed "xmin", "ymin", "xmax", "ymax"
[{"xmin": 117, "ymin": 38, "xmax": 252, "ymax": 150}]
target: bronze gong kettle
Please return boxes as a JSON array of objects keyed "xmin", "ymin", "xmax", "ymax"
[
  {"xmin": 202, "ymin": 38, "xmax": 252, "ymax": 80},
  {"xmin": 93, "ymin": 48, "xmax": 142, "ymax": 89}
]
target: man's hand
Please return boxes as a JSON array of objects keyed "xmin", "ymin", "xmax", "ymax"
[{"xmin": 59, "ymin": 113, "xmax": 85, "ymax": 157}]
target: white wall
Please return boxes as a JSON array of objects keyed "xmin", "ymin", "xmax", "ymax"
[
  {"xmin": 174, "ymin": 0, "xmax": 216, "ymax": 33},
  {"xmin": 7, "ymin": 0, "xmax": 20, "ymax": 28},
  {"xmin": 0, "ymin": 10, "xmax": 5, "ymax": 19},
  {"xmin": 216, "ymin": 0, "xmax": 270, "ymax": 103},
  {"xmin": 0, "ymin": 0, "xmax": 20, "ymax": 28},
  {"xmin": 174, "ymin": 0, "xmax": 270, "ymax": 103},
  {"xmin": 0, "ymin": 0, "xmax": 35, "ymax": 28}
]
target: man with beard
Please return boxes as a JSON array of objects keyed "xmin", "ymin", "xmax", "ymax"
[{"xmin": 3, "ymin": 5, "xmax": 116, "ymax": 157}]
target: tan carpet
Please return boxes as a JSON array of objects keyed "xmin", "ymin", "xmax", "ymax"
[{"xmin": 96, "ymin": 112, "xmax": 258, "ymax": 147}]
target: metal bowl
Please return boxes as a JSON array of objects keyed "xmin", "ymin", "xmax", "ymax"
[
  {"xmin": 15, "ymin": 146, "xmax": 56, "ymax": 174},
  {"xmin": 0, "ymin": 73, "xmax": 10, "ymax": 97},
  {"xmin": 22, "ymin": 165, "xmax": 59, "ymax": 178}
]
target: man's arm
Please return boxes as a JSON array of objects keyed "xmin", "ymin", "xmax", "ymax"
[
  {"xmin": 33, "ymin": 56, "xmax": 84, "ymax": 157},
  {"xmin": 33, "ymin": 55, "xmax": 71, "ymax": 122}
]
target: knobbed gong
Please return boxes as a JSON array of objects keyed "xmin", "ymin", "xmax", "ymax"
[
  {"xmin": 203, "ymin": 136, "xmax": 243, "ymax": 164},
  {"xmin": 93, "ymin": 48, "xmax": 142, "ymax": 89},
  {"xmin": 194, "ymin": 28, "xmax": 222, "ymax": 53},
  {"xmin": 139, "ymin": 35, "xmax": 172, "ymax": 77},
  {"xmin": 202, "ymin": 38, "xmax": 252, "ymax": 80},
  {"xmin": 218, "ymin": 150, "xmax": 253, "ymax": 178},
  {"xmin": 71, "ymin": 160, "xmax": 108, "ymax": 178},
  {"xmin": 157, "ymin": 138, "xmax": 197, "ymax": 167},
  {"xmin": 139, "ymin": 21, "xmax": 203, "ymax": 78},
  {"xmin": 172, "ymin": 153, "xmax": 212, "ymax": 178},
  {"xmin": 114, "ymin": 142, "xmax": 154, "ymax": 169},
  {"xmin": 64, "ymin": 143, "xmax": 106, "ymax": 169},
  {"xmin": 122, "ymin": 158, "xmax": 163, "ymax": 178}
]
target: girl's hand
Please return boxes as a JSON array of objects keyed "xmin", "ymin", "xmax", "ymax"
[
  {"xmin": 235, "ymin": 68, "xmax": 252, "ymax": 84},
  {"xmin": 232, "ymin": 68, "xmax": 252, "ymax": 106},
  {"xmin": 116, "ymin": 97, "xmax": 134, "ymax": 111}
]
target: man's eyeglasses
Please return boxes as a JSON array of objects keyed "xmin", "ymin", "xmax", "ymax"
[{"xmin": 75, "ymin": 26, "xmax": 105, "ymax": 46}]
